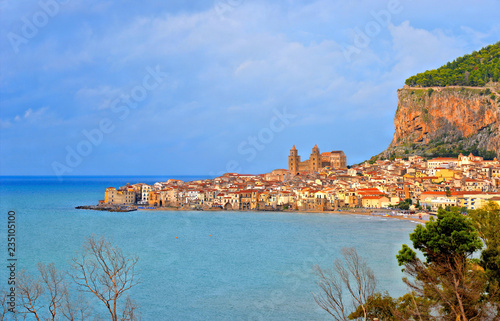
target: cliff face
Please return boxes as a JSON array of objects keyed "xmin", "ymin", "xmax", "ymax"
[{"xmin": 384, "ymin": 86, "xmax": 500, "ymax": 158}]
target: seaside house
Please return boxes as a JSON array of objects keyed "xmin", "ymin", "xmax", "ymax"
[
  {"xmin": 200, "ymin": 189, "xmax": 217, "ymax": 207},
  {"xmin": 237, "ymin": 190, "xmax": 253, "ymax": 210},
  {"xmin": 148, "ymin": 191, "xmax": 161, "ymax": 207},
  {"xmin": 419, "ymin": 191, "xmax": 459, "ymax": 211},
  {"xmin": 140, "ymin": 184, "xmax": 151, "ymax": 204},
  {"xmin": 277, "ymin": 191, "xmax": 292, "ymax": 208},
  {"xmin": 104, "ymin": 187, "xmax": 135, "ymax": 205},
  {"xmin": 457, "ymin": 192, "xmax": 500, "ymax": 210},
  {"xmin": 361, "ymin": 196, "xmax": 390, "ymax": 208}
]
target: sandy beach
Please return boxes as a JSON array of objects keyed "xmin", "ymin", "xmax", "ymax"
[
  {"xmin": 129, "ymin": 206, "xmax": 430, "ymax": 224},
  {"xmin": 339, "ymin": 210, "xmax": 429, "ymax": 224},
  {"xmin": 289, "ymin": 209, "xmax": 430, "ymax": 224}
]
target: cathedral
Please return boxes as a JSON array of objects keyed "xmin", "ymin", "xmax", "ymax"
[{"xmin": 288, "ymin": 145, "xmax": 347, "ymax": 175}]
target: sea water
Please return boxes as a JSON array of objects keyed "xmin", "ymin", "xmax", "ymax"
[{"xmin": 0, "ymin": 176, "xmax": 416, "ymax": 320}]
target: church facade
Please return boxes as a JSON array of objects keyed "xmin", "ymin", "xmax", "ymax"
[{"xmin": 288, "ymin": 145, "xmax": 347, "ymax": 175}]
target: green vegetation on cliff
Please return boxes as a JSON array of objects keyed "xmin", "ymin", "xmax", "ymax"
[
  {"xmin": 384, "ymin": 138, "xmax": 497, "ymax": 161},
  {"xmin": 381, "ymin": 140, "xmax": 497, "ymax": 161},
  {"xmin": 405, "ymin": 41, "xmax": 500, "ymax": 87}
]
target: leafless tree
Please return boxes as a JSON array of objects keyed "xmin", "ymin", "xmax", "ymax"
[
  {"xmin": 0, "ymin": 288, "xmax": 8, "ymax": 321},
  {"xmin": 69, "ymin": 235, "xmax": 140, "ymax": 321},
  {"xmin": 313, "ymin": 247, "xmax": 376, "ymax": 321},
  {"xmin": 38, "ymin": 263, "xmax": 66, "ymax": 321},
  {"xmin": 16, "ymin": 263, "xmax": 71, "ymax": 321},
  {"xmin": 17, "ymin": 270, "xmax": 44, "ymax": 321},
  {"xmin": 121, "ymin": 297, "xmax": 140, "ymax": 321},
  {"xmin": 60, "ymin": 286, "xmax": 93, "ymax": 321}
]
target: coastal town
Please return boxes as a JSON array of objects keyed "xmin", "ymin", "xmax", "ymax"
[{"xmin": 98, "ymin": 145, "xmax": 500, "ymax": 213}]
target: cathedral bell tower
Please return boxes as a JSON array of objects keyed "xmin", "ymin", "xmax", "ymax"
[
  {"xmin": 288, "ymin": 145, "xmax": 300, "ymax": 175},
  {"xmin": 310, "ymin": 144, "xmax": 321, "ymax": 172}
]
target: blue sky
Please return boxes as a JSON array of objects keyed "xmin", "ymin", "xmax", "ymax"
[{"xmin": 1, "ymin": 0, "xmax": 499, "ymax": 176}]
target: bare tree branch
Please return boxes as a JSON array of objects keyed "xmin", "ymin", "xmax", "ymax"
[
  {"xmin": 69, "ymin": 235, "xmax": 140, "ymax": 321},
  {"xmin": 37, "ymin": 262, "xmax": 65, "ymax": 321},
  {"xmin": 313, "ymin": 247, "xmax": 376, "ymax": 321},
  {"xmin": 121, "ymin": 296, "xmax": 140, "ymax": 321},
  {"xmin": 60, "ymin": 285, "xmax": 93, "ymax": 321},
  {"xmin": 0, "ymin": 288, "xmax": 8, "ymax": 321},
  {"xmin": 17, "ymin": 270, "xmax": 44, "ymax": 321}
]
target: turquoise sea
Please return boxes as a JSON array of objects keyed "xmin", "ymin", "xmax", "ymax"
[{"xmin": 0, "ymin": 176, "xmax": 417, "ymax": 320}]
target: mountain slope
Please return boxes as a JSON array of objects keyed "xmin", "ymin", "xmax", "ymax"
[
  {"xmin": 405, "ymin": 42, "xmax": 500, "ymax": 87},
  {"xmin": 382, "ymin": 86, "xmax": 500, "ymax": 160},
  {"xmin": 380, "ymin": 42, "xmax": 500, "ymax": 160}
]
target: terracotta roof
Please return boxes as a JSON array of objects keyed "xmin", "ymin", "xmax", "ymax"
[{"xmin": 362, "ymin": 196, "xmax": 386, "ymax": 200}]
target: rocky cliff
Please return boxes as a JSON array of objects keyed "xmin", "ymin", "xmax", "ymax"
[{"xmin": 382, "ymin": 85, "xmax": 500, "ymax": 159}]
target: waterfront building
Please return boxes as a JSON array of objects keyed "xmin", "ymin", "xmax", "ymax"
[
  {"xmin": 104, "ymin": 186, "xmax": 135, "ymax": 205},
  {"xmin": 140, "ymin": 184, "xmax": 151, "ymax": 204},
  {"xmin": 419, "ymin": 191, "xmax": 459, "ymax": 211},
  {"xmin": 361, "ymin": 196, "xmax": 390, "ymax": 208},
  {"xmin": 148, "ymin": 191, "xmax": 161, "ymax": 207}
]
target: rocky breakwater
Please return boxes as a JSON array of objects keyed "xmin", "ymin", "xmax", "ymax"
[{"xmin": 76, "ymin": 205, "xmax": 137, "ymax": 212}]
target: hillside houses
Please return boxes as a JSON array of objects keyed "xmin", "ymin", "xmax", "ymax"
[{"xmin": 102, "ymin": 153, "xmax": 500, "ymax": 212}]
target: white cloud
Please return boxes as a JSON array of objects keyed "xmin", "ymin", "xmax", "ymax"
[
  {"xmin": 234, "ymin": 60, "xmax": 258, "ymax": 75},
  {"xmin": 26, "ymin": 107, "xmax": 47, "ymax": 119},
  {"xmin": 9, "ymin": 107, "xmax": 49, "ymax": 125},
  {"xmin": 24, "ymin": 108, "xmax": 32, "ymax": 118}
]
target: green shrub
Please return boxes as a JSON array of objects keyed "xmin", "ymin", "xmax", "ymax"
[{"xmin": 405, "ymin": 42, "xmax": 500, "ymax": 87}]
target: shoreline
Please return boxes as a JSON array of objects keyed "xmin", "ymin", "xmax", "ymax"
[
  {"xmin": 77, "ymin": 205, "xmax": 429, "ymax": 223},
  {"xmin": 335, "ymin": 210, "xmax": 429, "ymax": 223},
  {"xmin": 286, "ymin": 209, "xmax": 429, "ymax": 224}
]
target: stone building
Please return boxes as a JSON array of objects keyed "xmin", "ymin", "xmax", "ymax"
[
  {"xmin": 104, "ymin": 187, "xmax": 135, "ymax": 205},
  {"xmin": 288, "ymin": 145, "xmax": 347, "ymax": 174},
  {"xmin": 288, "ymin": 145, "xmax": 301, "ymax": 174},
  {"xmin": 321, "ymin": 150, "xmax": 347, "ymax": 169}
]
